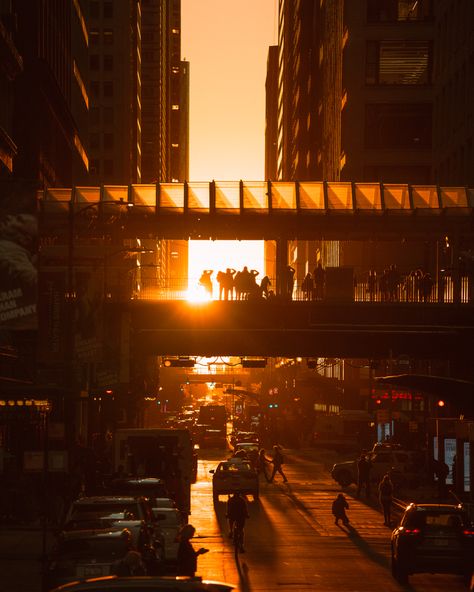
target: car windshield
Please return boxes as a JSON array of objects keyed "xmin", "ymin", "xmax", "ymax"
[{"xmin": 57, "ymin": 538, "xmax": 129, "ymax": 560}]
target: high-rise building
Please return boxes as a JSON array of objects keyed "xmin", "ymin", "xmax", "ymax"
[
  {"xmin": 87, "ymin": 0, "xmax": 142, "ymax": 184},
  {"xmin": 432, "ymin": 0, "xmax": 474, "ymax": 186},
  {"xmin": 275, "ymin": 0, "xmax": 435, "ymax": 185},
  {"xmin": 12, "ymin": 0, "xmax": 90, "ymax": 187},
  {"xmin": 264, "ymin": 46, "xmax": 278, "ymax": 181},
  {"xmin": 0, "ymin": 3, "xmax": 23, "ymax": 176}
]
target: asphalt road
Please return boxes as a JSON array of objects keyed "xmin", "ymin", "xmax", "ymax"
[
  {"xmin": 0, "ymin": 447, "xmax": 468, "ymax": 592},
  {"xmin": 191, "ymin": 448, "xmax": 468, "ymax": 592}
]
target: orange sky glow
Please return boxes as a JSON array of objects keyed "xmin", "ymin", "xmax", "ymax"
[{"xmin": 182, "ymin": 1, "xmax": 277, "ymax": 280}]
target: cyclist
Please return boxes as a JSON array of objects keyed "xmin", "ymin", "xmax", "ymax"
[{"xmin": 226, "ymin": 492, "xmax": 249, "ymax": 552}]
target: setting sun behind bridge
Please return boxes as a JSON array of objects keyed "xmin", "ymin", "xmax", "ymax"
[{"xmin": 187, "ymin": 240, "xmax": 264, "ymax": 301}]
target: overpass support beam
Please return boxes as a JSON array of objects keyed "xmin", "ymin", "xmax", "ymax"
[{"xmin": 275, "ymin": 238, "xmax": 288, "ymax": 297}]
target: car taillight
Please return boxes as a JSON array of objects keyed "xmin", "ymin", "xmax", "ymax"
[
  {"xmin": 404, "ymin": 528, "xmax": 420, "ymax": 535},
  {"xmin": 462, "ymin": 529, "xmax": 474, "ymax": 537}
]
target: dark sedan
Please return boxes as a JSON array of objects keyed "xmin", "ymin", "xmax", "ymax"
[{"xmin": 391, "ymin": 503, "xmax": 474, "ymax": 585}]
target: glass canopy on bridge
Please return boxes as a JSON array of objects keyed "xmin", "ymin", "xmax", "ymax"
[{"xmin": 40, "ymin": 181, "xmax": 473, "ymax": 214}]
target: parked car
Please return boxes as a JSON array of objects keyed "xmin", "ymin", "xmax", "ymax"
[
  {"xmin": 391, "ymin": 503, "xmax": 474, "ymax": 585},
  {"xmin": 330, "ymin": 449, "xmax": 423, "ymax": 488},
  {"xmin": 46, "ymin": 529, "xmax": 136, "ymax": 589},
  {"xmin": 65, "ymin": 496, "xmax": 155, "ymax": 526},
  {"xmin": 105, "ymin": 478, "xmax": 169, "ymax": 505},
  {"xmin": 63, "ymin": 511, "xmax": 152, "ymax": 551},
  {"xmin": 152, "ymin": 507, "xmax": 183, "ymax": 561},
  {"xmin": 49, "ymin": 575, "xmax": 235, "ymax": 591},
  {"xmin": 210, "ymin": 459, "xmax": 259, "ymax": 503}
]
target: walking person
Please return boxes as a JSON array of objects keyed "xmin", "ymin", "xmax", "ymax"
[
  {"xmin": 269, "ymin": 444, "xmax": 288, "ymax": 483},
  {"xmin": 257, "ymin": 448, "xmax": 271, "ymax": 482},
  {"xmin": 176, "ymin": 524, "xmax": 209, "ymax": 577},
  {"xmin": 332, "ymin": 493, "xmax": 350, "ymax": 526},
  {"xmin": 313, "ymin": 261, "xmax": 325, "ymax": 300},
  {"xmin": 378, "ymin": 473, "xmax": 393, "ymax": 526},
  {"xmin": 356, "ymin": 451, "xmax": 371, "ymax": 498}
]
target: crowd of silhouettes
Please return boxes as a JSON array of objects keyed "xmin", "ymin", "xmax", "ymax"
[
  {"xmin": 365, "ymin": 266, "xmax": 434, "ymax": 302},
  {"xmin": 200, "ymin": 266, "xmax": 274, "ymax": 300}
]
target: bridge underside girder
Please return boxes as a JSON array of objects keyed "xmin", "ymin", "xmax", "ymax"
[{"xmin": 123, "ymin": 301, "xmax": 474, "ymax": 359}]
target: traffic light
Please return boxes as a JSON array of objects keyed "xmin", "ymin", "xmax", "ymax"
[
  {"xmin": 375, "ymin": 397, "xmax": 382, "ymax": 405},
  {"xmin": 437, "ymin": 399, "xmax": 445, "ymax": 408},
  {"xmin": 268, "ymin": 403, "xmax": 279, "ymax": 409},
  {"xmin": 163, "ymin": 357, "xmax": 195, "ymax": 367}
]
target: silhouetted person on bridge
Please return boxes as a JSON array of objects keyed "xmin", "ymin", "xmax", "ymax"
[
  {"xmin": 313, "ymin": 262, "xmax": 325, "ymax": 300},
  {"xmin": 199, "ymin": 269, "xmax": 213, "ymax": 298},
  {"xmin": 285, "ymin": 265, "xmax": 295, "ymax": 300},
  {"xmin": 302, "ymin": 272, "xmax": 313, "ymax": 300},
  {"xmin": 260, "ymin": 275, "xmax": 272, "ymax": 299}
]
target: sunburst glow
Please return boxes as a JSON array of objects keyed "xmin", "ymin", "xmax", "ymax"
[{"xmin": 187, "ymin": 240, "xmax": 265, "ymax": 301}]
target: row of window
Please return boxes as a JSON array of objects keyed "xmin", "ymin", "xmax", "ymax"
[
  {"xmin": 90, "ymin": 132, "xmax": 114, "ymax": 150},
  {"xmin": 90, "ymin": 54, "xmax": 113, "ymax": 71},
  {"xmin": 90, "ymin": 158, "xmax": 114, "ymax": 176},
  {"xmin": 366, "ymin": 0, "xmax": 433, "ymax": 23},
  {"xmin": 89, "ymin": 28, "xmax": 113, "ymax": 45},
  {"xmin": 365, "ymin": 41, "xmax": 432, "ymax": 86},
  {"xmin": 89, "ymin": 1, "xmax": 113, "ymax": 20},
  {"xmin": 90, "ymin": 80, "xmax": 114, "ymax": 98}
]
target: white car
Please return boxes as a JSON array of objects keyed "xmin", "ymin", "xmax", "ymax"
[
  {"xmin": 153, "ymin": 507, "xmax": 183, "ymax": 561},
  {"xmin": 210, "ymin": 459, "xmax": 259, "ymax": 503}
]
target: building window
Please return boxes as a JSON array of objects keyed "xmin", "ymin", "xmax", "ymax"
[
  {"xmin": 103, "ymin": 107, "xmax": 114, "ymax": 124},
  {"xmin": 90, "ymin": 81, "xmax": 100, "ymax": 98},
  {"xmin": 90, "ymin": 133, "xmax": 100, "ymax": 149},
  {"xmin": 104, "ymin": 160, "xmax": 114, "ymax": 175},
  {"xmin": 365, "ymin": 103, "xmax": 432, "ymax": 149},
  {"xmin": 366, "ymin": 41, "xmax": 432, "ymax": 85},
  {"xmin": 89, "ymin": 1, "xmax": 99, "ymax": 18},
  {"xmin": 103, "ymin": 133, "xmax": 114, "ymax": 150},
  {"xmin": 90, "ymin": 159, "xmax": 100, "ymax": 174},
  {"xmin": 90, "ymin": 54, "xmax": 100, "ymax": 70},
  {"xmin": 103, "ymin": 81, "xmax": 114, "ymax": 98},
  {"xmin": 90, "ymin": 107, "xmax": 100, "ymax": 125},
  {"xmin": 367, "ymin": 0, "xmax": 433, "ymax": 22},
  {"xmin": 103, "ymin": 2, "xmax": 113, "ymax": 18},
  {"xmin": 103, "ymin": 55, "xmax": 114, "ymax": 70},
  {"xmin": 103, "ymin": 29, "xmax": 114, "ymax": 45},
  {"xmin": 90, "ymin": 28, "xmax": 99, "ymax": 45}
]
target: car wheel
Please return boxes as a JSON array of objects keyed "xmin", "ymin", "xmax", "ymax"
[
  {"xmin": 392, "ymin": 556, "xmax": 408, "ymax": 585},
  {"xmin": 337, "ymin": 470, "xmax": 352, "ymax": 488}
]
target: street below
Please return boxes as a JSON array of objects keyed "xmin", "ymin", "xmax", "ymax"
[{"xmin": 0, "ymin": 447, "xmax": 468, "ymax": 592}]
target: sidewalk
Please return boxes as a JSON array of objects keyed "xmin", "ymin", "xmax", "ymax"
[{"xmin": 0, "ymin": 522, "xmax": 55, "ymax": 592}]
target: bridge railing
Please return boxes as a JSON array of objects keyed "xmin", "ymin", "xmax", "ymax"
[{"xmin": 106, "ymin": 274, "xmax": 472, "ymax": 303}]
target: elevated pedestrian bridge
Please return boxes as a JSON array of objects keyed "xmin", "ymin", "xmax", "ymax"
[
  {"xmin": 40, "ymin": 181, "xmax": 474, "ymax": 240},
  {"xmin": 39, "ymin": 181, "xmax": 474, "ymax": 360}
]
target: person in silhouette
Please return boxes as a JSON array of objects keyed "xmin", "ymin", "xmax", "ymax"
[
  {"xmin": 302, "ymin": 272, "xmax": 313, "ymax": 300},
  {"xmin": 269, "ymin": 445, "xmax": 288, "ymax": 483},
  {"xmin": 285, "ymin": 265, "xmax": 295, "ymax": 300},
  {"xmin": 176, "ymin": 524, "xmax": 208, "ymax": 577},
  {"xmin": 260, "ymin": 275, "xmax": 272, "ymax": 299},
  {"xmin": 313, "ymin": 261, "xmax": 325, "ymax": 300},
  {"xmin": 356, "ymin": 452, "xmax": 371, "ymax": 498},
  {"xmin": 378, "ymin": 473, "xmax": 393, "ymax": 526},
  {"xmin": 199, "ymin": 269, "xmax": 213, "ymax": 298},
  {"xmin": 332, "ymin": 493, "xmax": 350, "ymax": 526}
]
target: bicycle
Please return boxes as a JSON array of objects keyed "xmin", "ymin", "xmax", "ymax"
[{"xmin": 232, "ymin": 522, "xmax": 245, "ymax": 557}]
